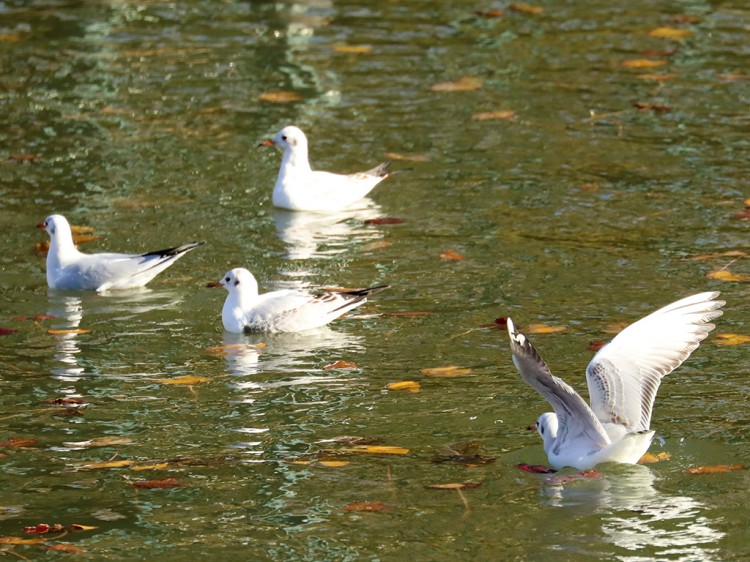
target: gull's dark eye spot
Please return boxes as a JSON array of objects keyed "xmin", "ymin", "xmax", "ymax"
[
  {"xmin": 225, "ymin": 277, "xmax": 230, "ymax": 282},
  {"xmin": 540, "ymin": 426, "xmax": 544, "ymax": 435},
  {"xmin": 234, "ymin": 280, "xmax": 240, "ymax": 286},
  {"xmin": 281, "ymin": 135, "xmax": 287, "ymax": 141}
]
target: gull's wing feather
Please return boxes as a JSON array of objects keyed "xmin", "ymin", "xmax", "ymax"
[
  {"xmin": 508, "ymin": 318, "xmax": 610, "ymax": 450},
  {"xmin": 586, "ymin": 292, "xmax": 724, "ymax": 432}
]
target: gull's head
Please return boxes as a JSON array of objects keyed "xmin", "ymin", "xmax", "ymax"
[
  {"xmin": 219, "ymin": 268, "xmax": 258, "ymax": 295},
  {"xmin": 40, "ymin": 214, "xmax": 70, "ymax": 239},
  {"xmin": 535, "ymin": 412, "xmax": 559, "ymax": 450},
  {"xmin": 262, "ymin": 125, "xmax": 306, "ymax": 152}
]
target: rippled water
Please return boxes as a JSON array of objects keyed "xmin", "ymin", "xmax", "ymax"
[{"xmin": 1, "ymin": 0, "xmax": 749, "ymax": 560}]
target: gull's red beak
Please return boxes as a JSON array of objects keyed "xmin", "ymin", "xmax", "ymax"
[
  {"xmin": 527, "ymin": 423, "xmax": 537, "ymax": 431},
  {"xmin": 36, "ymin": 221, "xmax": 46, "ymax": 229},
  {"xmin": 258, "ymin": 138, "xmax": 275, "ymax": 148},
  {"xmin": 206, "ymin": 281, "xmax": 223, "ymax": 288}
]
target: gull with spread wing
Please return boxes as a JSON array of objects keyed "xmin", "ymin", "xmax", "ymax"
[
  {"xmin": 218, "ymin": 267, "xmax": 388, "ymax": 333},
  {"xmin": 260, "ymin": 125, "xmax": 390, "ymax": 211},
  {"xmin": 41, "ymin": 214, "xmax": 202, "ymax": 292},
  {"xmin": 507, "ymin": 292, "xmax": 725, "ymax": 470}
]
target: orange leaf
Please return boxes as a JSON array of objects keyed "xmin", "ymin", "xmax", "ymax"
[
  {"xmin": 324, "ymin": 360, "xmax": 358, "ymax": 370},
  {"xmin": 474, "ymin": 9, "xmax": 503, "ymax": 18},
  {"xmin": 343, "ymin": 501, "xmax": 394, "ymax": 512},
  {"xmin": 340, "ymin": 445, "xmax": 409, "ymax": 455},
  {"xmin": 334, "ymin": 45, "xmax": 372, "ymax": 54},
  {"xmin": 420, "ymin": 365, "xmax": 472, "ymax": 378},
  {"xmin": 472, "ymin": 110, "xmax": 516, "ymax": 121},
  {"xmin": 707, "ymin": 269, "xmax": 750, "ymax": 282},
  {"xmin": 440, "ymin": 249, "xmax": 465, "ymax": 261},
  {"xmin": 524, "ymin": 324, "xmax": 566, "ymax": 334},
  {"xmin": 638, "ymin": 451, "xmax": 671, "ymax": 464},
  {"xmin": 622, "ymin": 59, "xmax": 668, "ymax": 69},
  {"xmin": 75, "ymin": 459, "xmax": 135, "ymax": 470},
  {"xmin": 0, "ymin": 437, "xmax": 38, "ymax": 448},
  {"xmin": 714, "ymin": 333, "xmax": 750, "ymax": 346},
  {"xmin": 155, "ymin": 375, "xmax": 210, "ymax": 385},
  {"xmin": 604, "ymin": 322, "xmax": 629, "ymax": 334},
  {"xmin": 383, "ymin": 152, "xmax": 430, "ymax": 162},
  {"xmin": 687, "ymin": 464, "xmax": 744, "ymax": 475},
  {"xmin": 386, "ymin": 381, "xmax": 421, "ymax": 393},
  {"xmin": 44, "ymin": 543, "xmax": 86, "ymax": 554},
  {"xmin": 133, "ymin": 478, "xmax": 185, "ymax": 489},
  {"xmin": 69, "ymin": 225, "xmax": 96, "ymax": 235},
  {"xmin": 637, "ymin": 73, "xmax": 678, "ymax": 81},
  {"xmin": 430, "ymin": 76, "xmax": 483, "ymax": 92},
  {"xmin": 258, "ymin": 91, "xmax": 302, "ymax": 103},
  {"xmin": 362, "ymin": 240, "xmax": 393, "ymax": 251},
  {"xmin": 509, "ymin": 3, "xmax": 543, "ymax": 14},
  {"xmin": 47, "ymin": 329, "xmax": 91, "ymax": 335},
  {"xmin": 648, "ymin": 27, "xmax": 693, "ymax": 40}
]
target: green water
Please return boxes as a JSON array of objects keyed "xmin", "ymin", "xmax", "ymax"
[{"xmin": 1, "ymin": 0, "xmax": 748, "ymax": 560}]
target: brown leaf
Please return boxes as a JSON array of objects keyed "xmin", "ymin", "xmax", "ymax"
[
  {"xmin": 205, "ymin": 343, "xmax": 266, "ymax": 355},
  {"xmin": 517, "ymin": 463, "xmax": 557, "ymax": 474},
  {"xmin": 386, "ymin": 380, "xmax": 421, "ymax": 393},
  {"xmin": 440, "ymin": 249, "xmax": 465, "ymax": 261},
  {"xmin": 688, "ymin": 250, "xmax": 747, "ymax": 261},
  {"xmin": 343, "ymin": 500, "xmax": 394, "ymax": 512},
  {"xmin": 0, "ymin": 437, "xmax": 38, "ymax": 448},
  {"xmin": 362, "ymin": 240, "xmax": 393, "ymax": 251},
  {"xmin": 604, "ymin": 321, "xmax": 630, "ymax": 334},
  {"xmin": 648, "ymin": 27, "xmax": 693, "ymax": 40},
  {"xmin": 324, "ymin": 360, "xmax": 358, "ymax": 370},
  {"xmin": 622, "ymin": 59, "xmax": 668, "ymax": 69},
  {"xmin": 155, "ymin": 375, "xmax": 210, "ymax": 385},
  {"xmin": 7, "ymin": 153, "xmax": 38, "ymax": 163},
  {"xmin": 638, "ymin": 451, "xmax": 672, "ymax": 464},
  {"xmin": 474, "ymin": 9, "xmax": 503, "ymax": 18},
  {"xmin": 258, "ymin": 91, "xmax": 302, "ymax": 103},
  {"xmin": 472, "ymin": 110, "xmax": 516, "ymax": 121},
  {"xmin": 339, "ymin": 445, "xmax": 409, "ymax": 455},
  {"xmin": 733, "ymin": 209, "xmax": 750, "ymax": 219},
  {"xmin": 633, "ymin": 102, "xmax": 672, "ymax": 112},
  {"xmin": 133, "ymin": 478, "xmax": 185, "ymax": 489},
  {"xmin": 426, "ymin": 482, "xmax": 482, "ymax": 490},
  {"xmin": 432, "ymin": 441, "xmax": 495, "ymax": 466},
  {"xmin": 363, "ymin": 217, "xmax": 405, "ymax": 225},
  {"xmin": 687, "ymin": 464, "xmax": 743, "ymax": 475},
  {"xmin": 714, "ymin": 333, "xmax": 750, "ymax": 346},
  {"xmin": 44, "ymin": 543, "xmax": 86, "ymax": 554},
  {"xmin": 430, "ymin": 76, "xmax": 483, "ymax": 92},
  {"xmin": 383, "ymin": 152, "xmax": 430, "ymax": 162},
  {"xmin": 544, "ymin": 470, "xmax": 603, "ymax": 484},
  {"xmin": 420, "ymin": 365, "xmax": 472, "ymax": 378},
  {"xmin": 707, "ymin": 269, "xmax": 750, "ymax": 282},
  {"xmin": 509, "ymin": 3, "xmax": 543, "ymax": 14},
  {"xmin": 587, "ymin": 340, "xmax": 607, "ymax": 352},
  {"xmin": 333, "ymin": 45, "xmax": 372, "ymax": 54}
]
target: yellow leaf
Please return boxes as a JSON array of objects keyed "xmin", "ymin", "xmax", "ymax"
[
  {"xmin": 0, "ymin": 536, "xmax": 47, "ymax": 545},
  {"xmin": 420, "ymin": 365, "xmax": 472, "ymax": 378},
  {"xmin": 707, "ymin": 269, "xmax": 750, "ymax": 282},
  {"xmin": 334, "ymin": 45, "xmax": 372, "ymax": 54},
  {"xmin": 687, "ymin": 464, "xmax": 744, "ymax": 475},
  {"xmin": 638, "ymin": 451, "xmax": 671, "ymax": 464},
  {"xmin": 509, "ymin": 3, "xmax": 543, "ymax": 14},
  {"xmin": 258, "ymin": 91, "xmax": 302, "ymax": 103},
  {"xmin": 714, "ymin": 333, "xmax": 750, "ymax": 346},
  {"xmin": 68, "ymin": 524, "xmax": 97, "ymax": 531},
  {"xmin": 648, "ymin": 27, "xmax": 693, "ymax": 40},
  {"xmin": 622, "ymin": 59, "xmax": 668, "ymax": 69},
  {"xmin": 47, "ymin": 329, "xmax": 91, "ymax": 335},
  {"xmin": 426, "ymin": 482, "xmax": 482, "ymax": 490},
  {"xmin": 70, "ymin": 225, "xmax": 96, "ymax": 234},
  {"xmin": 744, "ymin": 198, "xmax": 750, "ymax": 206},
  {"xmin": 288, "ymin": 460, "xmax": 311, "ymax": 465},
  {"xmin": 472, "ymin": 110, "xmax": 516, "ymax": 121},
  {"xmin": 64, "ymin": 436, "xmax": 133, "ymax": 448},
  {"xmin": 155, "ymin": 375, "xmax": 210, "ymax": 385},
  {"xmin": 76, "ymin": 459, "xmax": 134, "ymax": 470},
  {"xmin": 525, "ymin": 324, "xmax": 566, "ymax": 334},
  {"xmin": 131, "ymin": 463, "xmax": 170, "ymax": 471},
  {"xmin": 637, "ymin": 73, "xmax": 678, "ymax": 81},
  {"xmin": 386, "ymin": 381, "xmax": 421, "ymax": 393},
  {"xmin": 318, "ymin": 460, "xmax": 350, "ymax": 467},
  {"xmin": 340, "ymin": 445, "xmax": 410, "ymax": 455},
  {"xmin": 430, "ymin": 76, "xmax": 483, "ymax": 92},
  {"xmin": 0, "ymin": 33, "xmax": 24, "ymax": 43},
  {"xmin": 383, "ymin": 152, "xmax": 430, "ymax": 162}
]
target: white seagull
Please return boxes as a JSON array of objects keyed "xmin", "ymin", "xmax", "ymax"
[
  {"xmin": 260, "ymin": 125, "xmax": 390, "ymax": 211},
  {"xmin": 218, "ymin": 267, "xmax": 388, "ymax": 333},
  {"xmin": 41, "ymin": 214, "xmax": 202, "ymax": 292},
  {"xmin": 507, "ymin": 292, "xmax": 725, "ymax": 470}
]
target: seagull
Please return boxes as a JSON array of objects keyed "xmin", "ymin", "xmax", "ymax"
[
  {"xmin": 259, "ymin": 125, "xmax": 390, "ymax": 211},
  {"xmin": 507, "ymin": 292, "xmax": 725, "ymax": 470},
  {"xmin": 218, "ymin": 267, "xmax": 388, "ymax": 333},
  {"xmin": 40, "ymin": 214, "xmax": 203, "ymax": 292}
]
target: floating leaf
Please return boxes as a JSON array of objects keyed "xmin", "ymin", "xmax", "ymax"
[
  {"xmin": 363, "ymin": 217, "xmax": 405, "ymax": 225},
  {"xmin": 430, "ymin": 76, "xmax": 483, "ymax": 92},
  {"xmin": 44, "ymin": 397, "xmax": 87, "ymax": 408},
  {"xmin": 131, "ymin": 462, "xmax": 170, "ymax": 471},
  {"xmin": 472, "ymin": 110, "xmax": 516, "ymax": 121},
  {"xmin": 205, "ymin": 343, "xmax": 266, "ymax": 355},
  {"xmin": 637, "ymin": 73, "xmax": 678, "ymax": 81},
  {"xmin": 155, "ymin": 375, "xmax": 210, "ymax": 385},
  {"xmin": 47, "ymin": 328, "xmax": 91, "ymax": 335},
  {"xmin": 44, "ymin": 543, "xmax": 86, "ymax": 554},
  {"xmin": 604, "ymin": 322, "xmax": 629, "ymax": 334},
  {"xmin": 544, "ymin": 470, "xmax": 603, "ymax": 484},
  {"xmin": 622, "ymin": 59, "xmax": 668, "ymax": 69},
  {"xmin": 0, "ymin": 437, "xmax": 38, "ymax": 448},
  {"xmin": 70, "ymin": 225, "xmax": 96, "ymax": 235},
  {"xmin": 714, "ymin": 333, "xmax": 750, "ymax": 346},
  {"xmin": 509, "ymin": 3, "xmax": 543, "ymax": 14},
  {"xmin": 588, "ymin": 340, "xmax": 607, "ymax": 352},
  {"xmin": 383, "ymin": 152, "xmax": 430, "ymax": 162},
  {"xmin": 420, "ymin": 365, "xmax": 472, "ymax": 378},
  {"xmin": 687, "ymin": 464, "xmax": 744, "ymax": 475},
  {"xmin": 133, "ymin": 478, "xmax": 185, "ymax": 489},
  {"xmin": 386, "ymin": 380, "xmax": 421, "ymax": 393},
  {"xmin": 324, "ymin": 360, "xmax": 358, "ymax": 370},
  {"xmin": 0, "ymin": 536, "xmax": 47, "ymax": 545},
  {"xmin": 440, "ymin": 249, "xmax": 465, "ymax": 261},
  {"xmin": 0, "ymin": 32, "xmax": 24, "ymax": 43},
  {"xmin": 525, "ymin": 324, "xmax": 566, "ymax": 334},
  {"xmin": 707, "ymin": 269, "xmax": 750, "ymax": 282},
  {"xmin": 648, "ymin": 27, "xmax": 693, "ymax": 40},
  {"xmin": 334, "ymin": 45, "xmax": 373, "ymax": 54},
  {"xmin": 318, "ymin": 460, "xmax": 350, "ymax": 468},
  {"xmin": 0, "ymin": 328, "xmax": 18, "ymax": 336},
  {"xmin": 258, "ymin": 91, "xmax": 302, "ymax": 103},
  {"xmin": 638, "ymin": 451, "xmax": 672, "ymax": 464},
  {"xmin": 474, "ymin": 9, "xmax": 503, "ymax": 18},
  {"xmin": 362, "ymin": 240, "xmax": 393, "ymax": 251},
  {"xmin": 426, "ymin": 482, "xmax": 483, "ymax": 490},
  {"xmin": 688, "ymin": 250, "xmax": 747, "ymax": 261},
  {"xmin": 734, "ymin": 209, "xmax": 750, "ymax": 219},
  {"xmin": 517, "ymin": 463, "xmax": 557, "ymax": 474},
  {"xmin": 8, "ymin": 153, "xmax": 38, "ymax": 162},
  {"xmin": 633, "ymin": 102, "xmax": 672, "ymax": 112},
  {"xmin": 343, "ymin": 501, "xmax": 394, "ymax": 512},
  {"xmin": 64, "ymin": 436, "xmax": 133, "ymax": 448},
  {"xmin": 75, "ymin": 459, "xmax": 134, "ymax": 470},
  {"xmin": 340, "ymin": 445, "xmax": 409, "ymax": 455}
]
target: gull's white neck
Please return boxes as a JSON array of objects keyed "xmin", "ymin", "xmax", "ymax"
[{"xmin": 280, "ymin": 142, "xmax": 312, "ymax": 176}]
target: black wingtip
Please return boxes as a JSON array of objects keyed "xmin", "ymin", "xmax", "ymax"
[{"xmin": 141, "ymin": 241, "xmax": 204, "ymax": 259}]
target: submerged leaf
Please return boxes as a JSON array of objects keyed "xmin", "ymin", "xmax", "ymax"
[
  {"xmin": 258, "ymin": 91, "xmax": 302, "ymax": 103},
  {"xmin": 386, "ymin": 380, "xmax": 421, "ymax": 393},
  {"xmin": 339, "ymin": 445, "xmax": 409, "ymax": 455},
  {"xmin": 638, "ymin": 451, "xmax": 672, "ymax": 464},
  {"xmin": 131, "ymin": 462, "xmax": 170, "ymax": 471},
  {"xmin": 64, "ymin": 436, "xmax": 133, "ymax": 448},
  {"xmin": 75, "ymin": 459, "xmax": 135, "ymax": 470},
  {"xmin": 714, "ymin": 333, "xmax": 750, "ymax": 346},
  {"xmin": 509, "ymin": 3, "xmax": 543, "ymax": 14},
  {"xmin": 473, "ymin": 110, "xmax": 516, "ymax": 121},
  {"xmin": 383, "ymin": 152, "xmax": 430, "ymax": 162},
  {"xmin": 426, "ymin": 482, "xmax": 483, "ymax": 490},
  {"xmin": 430, "ymin": 76, "xmax": 483, "ymax": 92},
  {"xmin": 44, "ymin": 543, "xmax": 86, "ymax": 554},
  {"xmin": 420, "ymin": 365, "xmax": 472, "ymax": 378},
  {"xmin": 133, "ymin": 478, "xmax": 185, "ymax": 489},
  {"xmin": 622, "ymin": 59, "xmax": 668, "ymax": 69},
  {"xmin": 524, "ymin": 324, "xmax": 566, "ymax": 334},
  {"xmin": 439, "ymin": 249, "xmax": 466, "ymax": 261},
  {"xmin": 155, "ymin": 375, "xmax": 210, "ymax": 385},
  {"xmin": 363, "ymin": 217, "xmax": 405, "ymax": 225},
  {"xmin": 324, "ymin": 360, "xmax": 358, "ymax": 370},
  {"xmin": 687, "ymin": 464, "xmax": 744, "ymax": 475},
  {"xmin": 0, "ymin": 437, "xmax": 38, "ymax": 448},
  {"xmin": 517, "ymin": 463, "xmax": 557, "ymax": 474},
  {"xmin": 0, "ymin": 328, "xmax": 18, "ymax": 336},
  {"xmin": 474, "ymin": 9, "xmax": 503, "ymax": 18},
  {"xmin": 362, "ymin": 240, "xmax": 393, "ymax": 251},
  {"xmin": 343, "ymin": 501, "xmax": 394, "ymax": 512},
  {"xmin": 334, "ymin": 45, "xmax": 372, "ymax": 54},
  {"xmin": 0, "ymin": 536, "xmax": 47, "ymax": 545},
  {"xmin": 707, "ymin": 269, "xmax": 750, "ymax": 282},
  {"xmin": 587, "ymin": 340, "xmax": 607, "ymax": 352},
  {"xmin": 318, "ymin": 460, "xmax": 350, "ymax": 468},
  {"xmin": 47, "ymin": 329, "xmax": 91, "ymax": 335},
  {"xmin": 648, "ymin": 27, "xmax": 693, "ymax": 40}
]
